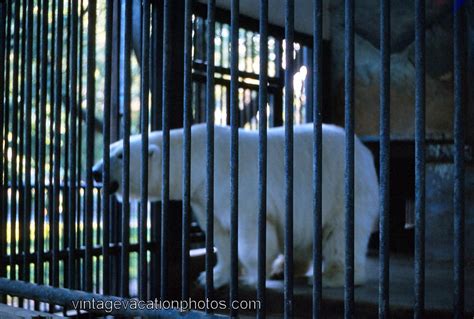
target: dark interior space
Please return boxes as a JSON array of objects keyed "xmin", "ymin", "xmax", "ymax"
[{"xmin": 365, "ymin": 141, "xmax": 415, "ymax": 256}]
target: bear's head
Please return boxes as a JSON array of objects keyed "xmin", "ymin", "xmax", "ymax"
[{"xmin": 92, "ymin": 136, "xmax": 161, "ymax": 202}]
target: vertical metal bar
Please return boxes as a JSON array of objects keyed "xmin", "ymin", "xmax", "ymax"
[
  {"xmin": 95, "ymin": 191, "xmax": 101, "ymax": 293},
  {"xmin": 34, "ymin": 1, "xmax": 42, "ymax": 260},
  {"xmin": 63, "ymin": 0, "xmax": 71, "ymax": 274},
  {"xmin": 0, "ymin": 0, "xmax": 6, "ymax": 291},
  {"xmin": 68, "ymin": 0, "xmax": 78, "ymax": 291},
  {"xmin": 379, "ymin": 0, "xmax": 390, "ymax": 317},
  {"xmin": 205, "ymin": 0, "xmax": 216, "ymax": 305},
  {"xmin": 52, "ymin": 0, "xmax": 64, "ymax": 288},
  {"xmin": 139, "ymin": 0, "xmax": 150, "ymax": 301},
  {"xmin": 151, "ymin": 0, "xmax": 163, "ymax": 132},
  {"xmin": 257, "ymin": 1, "xmax": 268, "ymax": 318},
  {"xmin": 453, "ymin": 1, "xmax": 466, "ymax": 317},
  {"xmin": 23, "ymin": 0, "xmax": 34, "ymax": 289},
  {"xmin": 121, "ymin": 0, "xmax": 132, "ymax": 298},
  {"xmin": 161, "ymin": 0, "xmax": 171, "ymax": 300},
  {"xmin": 312, "ymin": 0, "xmax": 323, "ymax": 318},
  {"xmin": 344, "ymin": 0, "xmax": 355, "ymax": 317},
  {"xmin": 102, "ymin": 0, "xmax": 113, "ymax": 296},
  {"xmin": 111, "ymin": 0, "xmax": 121, "ymax": 141},
  {"xmin": 150, "ymin": 0, "xmax": 162, "ymax": 300},
  {"xmin": 76, "ymin": 0, "xmax": 86, "ymax": 289},
  {"xmin": 230, "ymin": 0, "xmax": 239, "ymax": 316},
  {"xmin": 18, "ymin": 0, "xmax": 26, "ymax": 291},
  {"xmin": 414, "ymin": 0, "xmax": 425, "ymax": 317},
  {"xmin": 37, "ymin": 0, "xmax": 49, "ymax": 289},
  {"xmin": 2, "ymin": 2, "xmax": 12, "ymax": 295},
  {"xmin": 110, "ymin": 0, "xmax": 121, "ymax": 296},
  {"xmin": 76, "ymin": 0, "xmax": 84, "ymax": 291},
  {"xmin": 284, "ymin": 0, "xmax": 294, "ymax": 318},
  {"xmin": 10, "ymin": 0, "xmax": 21, "ymax": 282},
  {"xmin": 48, "ymin": 1, "xmax": 56, "ymax": 271},
  {"xmin": 85, "ymin": 0, "xmax": 96, "ymax": 293},
  {"xmin": 181, "ymin": 0, "xmax": 192, "ymax": 302},
  {"xmin": 34, "ymin": 0, "xmax": 42, "ymax": 287}
]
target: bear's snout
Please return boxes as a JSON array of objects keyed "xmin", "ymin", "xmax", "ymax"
[
  {"xmin": 92, "ymin": 166, "xmax": 102, "ymax": 183},
  {"xmin": 92, "ymin": 162, "xmax": 120, "ymax": 194}
]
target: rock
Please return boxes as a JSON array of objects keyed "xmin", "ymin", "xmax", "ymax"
[{"xmin": 330, "ymin": 33, "xmax": 453, "ymax": 138}]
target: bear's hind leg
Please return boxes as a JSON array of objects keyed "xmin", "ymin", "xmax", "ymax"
[
  {"xmin": 321, "ymin": 223, "xmax": 345, "ymax": 287},
  {"xmin": 198, "ymin": 221, "xmax": 231, "ymax": 289},
  {"xmin": 354, "ymin": 220, "xmax": 371, "ymax": 286},
  {"xmin": 239, "ymin": 220, "xmax": 280, "ymax": 287}
]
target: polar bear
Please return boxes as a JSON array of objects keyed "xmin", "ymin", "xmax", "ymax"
[{"xmin": 92, "ymin": 123, "xmax": 379, "ymax": 288}]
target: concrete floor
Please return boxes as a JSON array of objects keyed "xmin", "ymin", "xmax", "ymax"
[
  {"xmin": 317, "ymin": 255, "xmax": 474, "ymax": 316},
  {"xmin": 192, "ymin": 255, "xmax": 474, "ymax": 318}
]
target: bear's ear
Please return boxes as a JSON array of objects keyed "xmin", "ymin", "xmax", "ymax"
[{"xmin": 148, "ymin": 145, "xmax": 159, "ymax": 157}]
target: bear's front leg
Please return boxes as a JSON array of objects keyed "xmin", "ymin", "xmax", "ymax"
[{"xmin": 198, "ymin": 221, "xmax": 231, "ymax": 289}]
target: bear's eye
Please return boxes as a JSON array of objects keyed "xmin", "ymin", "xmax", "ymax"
[{"xmin": 117, "ymin": 153, "xmax": 123, "ymax": 160}]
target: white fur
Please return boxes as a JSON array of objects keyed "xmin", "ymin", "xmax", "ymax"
[{"xmin": 96, "ymin": 123, "xmax": 379, "ymax": 288}]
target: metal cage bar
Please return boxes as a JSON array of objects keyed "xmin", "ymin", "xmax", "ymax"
[
  {"xmin": 182, "ymin": 0, "xmax": 193, "ymax": 302},
  {"xmin": 284, "ymin": 0, "xmax": 294, "ymax": 317},
  {"xmin": 47, "ymin": 2, "xmax": 56, "ymax": 285},
  {"xmin": 67, "ymin": 0, "xmax": 78, "ymax": 283},
  {"xmin": 344, "ymin": 0, "xmax": 355, "ymax": 317},
  {"xmin": 2, "ymin": 4, "xmax": 12, "ymax": 303},
  {"xmin": 0, "ymin": 0, "xmax": 6, "ymax": 298},
  {"xmin": 110, "ymin": 1, "xmax": 120, "ymax": 295},
  {"xmin": 63, "ymin": 0, "xmax": 70, "ymax": 291},
  {"xmin": 139, "ymin": 0, "xmax": 151, "ymax": 301},
  {"xmin": 85, "ymin": 0, "xmax": 97, "ymax": 293},
  {"xmin": 161, "ymin": 0, "xmax": 172, "ymax": 300},
  {"xmin": 453, "ymin": 1, "xmax": 466, "ymax": 317},
  {"xmin": 3, "ymin": 5, "xmax": 12, "ymax": 293},
  {"xmin": 205, "ymin": 0, "xmax": 216, "ymax": 305},
  {"xmin": 18, "ymin": 0, "xmax": 26, "ymax": 294},
  {"xmin": 121, "ymin": 0, "xmax": 132, "ymax": 298},
  {"xmin": 37, "ymin": 0, "xmax": 49, "ymax": 292},
  {"xmin": 77, "ymin": 0, "xmax": 85, "ymax": 292},
  {"xmin": 414, "ymin": 0, "xmax": 426, "ymax": 317},
  {"xmin": 151, "ymin": 0, "xmax": 163, "ymax": 300},
  {"xmin": 257, "ymin": 0, "xmax": 268, "ymax": 318},
  {"xmin": 76, "ymin": 0, "xmax": 84, "ymax": 292},
  {"xmin": 23, "ymin": 0, "xmax": 34, "ymax": 295},
  {"xmin": 102, "ymin": 0, "xmax": 113, "ymax": 296},
  {"xmin": 33, "ymin": 2, "xmax": 42, "ymax": 291},
  {"xmin": 229, "ymin": 0, "xmax": 239, "ymax": 316},
  {"xmin": 10, "ymin": 0, "xmax": 21, "ymax": 283},
  {"xmin": 379, "ymin": 0, "xmax": 391, "ymax": 317},
  {"xmin": 312, "ymin": 0, "xmax": 323, "ymax": 318},
  {"xmin": 52, "ymin": 0, "xmax": 64, "ymax": 289},
  {"xmin": 0, "ymin": 277, "xmax": 224, "ymax": 318}
]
